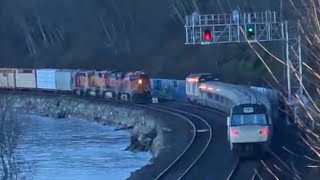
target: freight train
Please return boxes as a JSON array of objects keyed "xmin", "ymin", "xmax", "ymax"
[
  {"xmin": 0, "ymin": 68, "xmax": 152, "ymax": 103},
  {"xmin": 185, "ymin": 73, "xmax": 278, "ymax": 157}
]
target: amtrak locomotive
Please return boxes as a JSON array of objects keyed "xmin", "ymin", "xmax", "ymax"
[{"xmin": 227, "ymin": 103, "xmax": 273, "ymax": 157}]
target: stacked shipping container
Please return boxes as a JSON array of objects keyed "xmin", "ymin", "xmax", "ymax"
[
  {"xmin": 56, "ymin": 70, "xmax": 75, "ymax": 91},
  {"xmin": 0, "ymin": 68, "xmax": 15, "ymax": 88},
  {"xmin": 36, "ymin": 69, "xmax": 57, "ymax": 90},
  {"xmin": 15, "ymin": 69, "xmax": 36, "ymax": 89}
]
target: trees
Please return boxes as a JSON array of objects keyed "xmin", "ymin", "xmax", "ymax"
[{"xmin": 0, "ymin": 98, "xmax": 31, "ymax": 180}]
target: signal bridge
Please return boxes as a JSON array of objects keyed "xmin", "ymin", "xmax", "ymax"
[
  {"xmin": 184, "ymin": 10, "xmax": 303, "ymax": 120},
  {"xmin": 185, "ymin": 10, "xmax": 284, "ymax": 44}
]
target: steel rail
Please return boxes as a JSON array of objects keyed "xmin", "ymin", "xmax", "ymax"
[{"xmin": 151, "ymin": 104, "xmax": 213, "ymax": 180}]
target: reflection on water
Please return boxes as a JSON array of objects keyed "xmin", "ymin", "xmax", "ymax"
[{"xmin": 15, "ymin": 115, "xmax": 151, "ymax": 180}]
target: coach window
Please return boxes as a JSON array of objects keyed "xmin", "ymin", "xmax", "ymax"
[
  {"xmin": 226, "ymin": 99, "xmax": 231, "ymax": 106},
  {"xmin": 214, "ymin": 94, "xmax": 219, "ymax": 101},
  {"xmin": 191, "ymin": 83, "xmax": 196, "ymax": 94},
  {"xmin": 207, "ymin": 92, "xmax": 213, "ymax": 98},
  {"xmin": 186, "ymin": 83, "xmax": 190, "ymax": 93}
]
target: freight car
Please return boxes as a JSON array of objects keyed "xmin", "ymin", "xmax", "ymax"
[
  {"xmin": 36, "ymin": 69, "xmax": 57, "ymax": 90},
  {"xmin": 15, "ymin": 69, "xmax": 37, "ymax": 90},
  {"xmin": 0, "ymin": 68, "xmax": 15, "ymax": 89},
  {"xmin": 55, "ymin": 69, "xmax": 76, "ymax": 92}
]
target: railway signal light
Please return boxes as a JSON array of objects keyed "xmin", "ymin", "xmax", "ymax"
[
  {"xmin": 203, "ymin": 29, "xmax": 212, "ymax": 42},
  {"xmin": 246, "ymin": 25, "xmax": 255, "ymax": 39}
]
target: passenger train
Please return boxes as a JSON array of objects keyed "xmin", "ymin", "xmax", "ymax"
[
  {"xmin": 186, "ymin": 73, "xmax": 279, "ymax": 157},
  {"xmin": 0, "ymin": 68, "xmax": 152, "ymax": 104}
]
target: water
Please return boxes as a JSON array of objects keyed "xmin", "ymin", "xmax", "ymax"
[{"xmin": 15, "ymin": 115, "xmax": 152, "ymax": 180}]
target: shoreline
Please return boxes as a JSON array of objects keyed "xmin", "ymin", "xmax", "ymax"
[
  {"xmin": 0, "ymin": 93, "xmax": 164, "ymax": 157},
  {"xmin": 0, "ymin": 92, "xmax": 193, "ymax": 179}
]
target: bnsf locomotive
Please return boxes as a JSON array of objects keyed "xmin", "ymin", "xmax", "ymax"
[{"xmin": 0, "ymin": 68, "xmax": 152, "ymax": 104}]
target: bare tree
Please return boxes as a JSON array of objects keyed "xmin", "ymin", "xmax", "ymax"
[{"xmin": 0, "ymin": 98, "xmax": 32, "ymax": 180}]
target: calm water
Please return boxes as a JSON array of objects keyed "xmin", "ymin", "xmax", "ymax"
[{"xmin": 15, "ymin": 115, "xmax": 152, "ymax": 180}]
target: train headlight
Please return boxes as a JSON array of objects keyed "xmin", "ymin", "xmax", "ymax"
[
  {"xmin": 259, "ymin": 128, "xmax": 268, "ymax": 136},
  {"xmin": 138, "ymin": 79, "xmax": 142, "ymax": 84},
  {"xmin": 231, "ymin": 129, "xmax": 238, "ymax": 136}
]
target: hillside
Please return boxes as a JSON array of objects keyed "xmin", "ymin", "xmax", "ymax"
[{"xmin": 0, "ymin": 0, "xmax": 310, "ymax": 88}]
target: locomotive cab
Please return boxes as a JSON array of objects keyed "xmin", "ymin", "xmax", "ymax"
[
  {"xmin": 227, "ymin": 103, "xmax": 272, "ymax": 158},
  {"xmin": 132, "ymin": 73, "xmax": 152, "ymax": 103}
]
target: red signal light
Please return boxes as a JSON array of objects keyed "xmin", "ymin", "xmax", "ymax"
[{"xmin": 203, "ymin": 29, "xmax": 211, "ymax": 41}]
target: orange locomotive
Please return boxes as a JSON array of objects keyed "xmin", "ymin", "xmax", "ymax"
[
  {"xmin": 74, "ymin": 70, "xmax": 152, "ymax": 103},
  {"xmin": 109, "ymin": 71, "xmax": 152, "ymax": 103}
]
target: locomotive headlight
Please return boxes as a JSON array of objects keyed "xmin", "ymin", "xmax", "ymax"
[{"xmin": 138, "ymin": 79, "xmax": 142, "ymax": 84}]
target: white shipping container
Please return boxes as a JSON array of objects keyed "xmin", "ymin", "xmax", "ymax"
[
  {"xmin": 0, "ymin": 68, "xmax": 15, "ymax": 88},
  {"xmin": 55, "ymin": 70, "xmax": 75, "ymax": 91},
  {"xmin": 36, "ymin": 69, "xmax": 57, "ymax": 90},
  {"xmin": 15, "ymin": 69, "xmax": 36, "ymax": 89}
]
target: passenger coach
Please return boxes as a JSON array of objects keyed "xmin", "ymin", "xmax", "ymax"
[{"xmin": 186, "ymin": 73, "xmax": 219, "ymax": 104}]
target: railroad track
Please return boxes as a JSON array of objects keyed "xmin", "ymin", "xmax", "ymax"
[
  {"xmin": 148, "ymin": 104, "xmax": 212, "ymax": 180},
  {"xmin": 226, "ymin": 150, "xmax": 297, "ymax": 180},
  {"xmin": 226, "ymin": 159, "xmax": 264, "ymax": 180}
]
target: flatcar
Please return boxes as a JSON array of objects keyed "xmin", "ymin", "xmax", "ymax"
[{"xmin": 227, "ymin": 103, "xmax": 273, "ymax": 157}]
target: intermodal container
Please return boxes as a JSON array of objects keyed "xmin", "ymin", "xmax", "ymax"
[
  {"xmin": 36, "ymin": 69, "xmax": 57, "ymax": 90},
  {"xmin": 0, "ymin": 68, "xmax": 16, "ymax": 88},
  {"xmin": 151, "ymin": 78, "xmax": 187, "ymax": 102},
  {"xmin": 15, "ymin": 69, "xmax": 36, "ymax": 89},
  {"xmin": 55, "ymin": 69, "xmax": 75, "ymax": 91}
]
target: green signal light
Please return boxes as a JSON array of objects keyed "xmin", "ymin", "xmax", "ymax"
[{"xmin": 248, "ymin": 28, "xmax": 253, "ymax": 32}]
